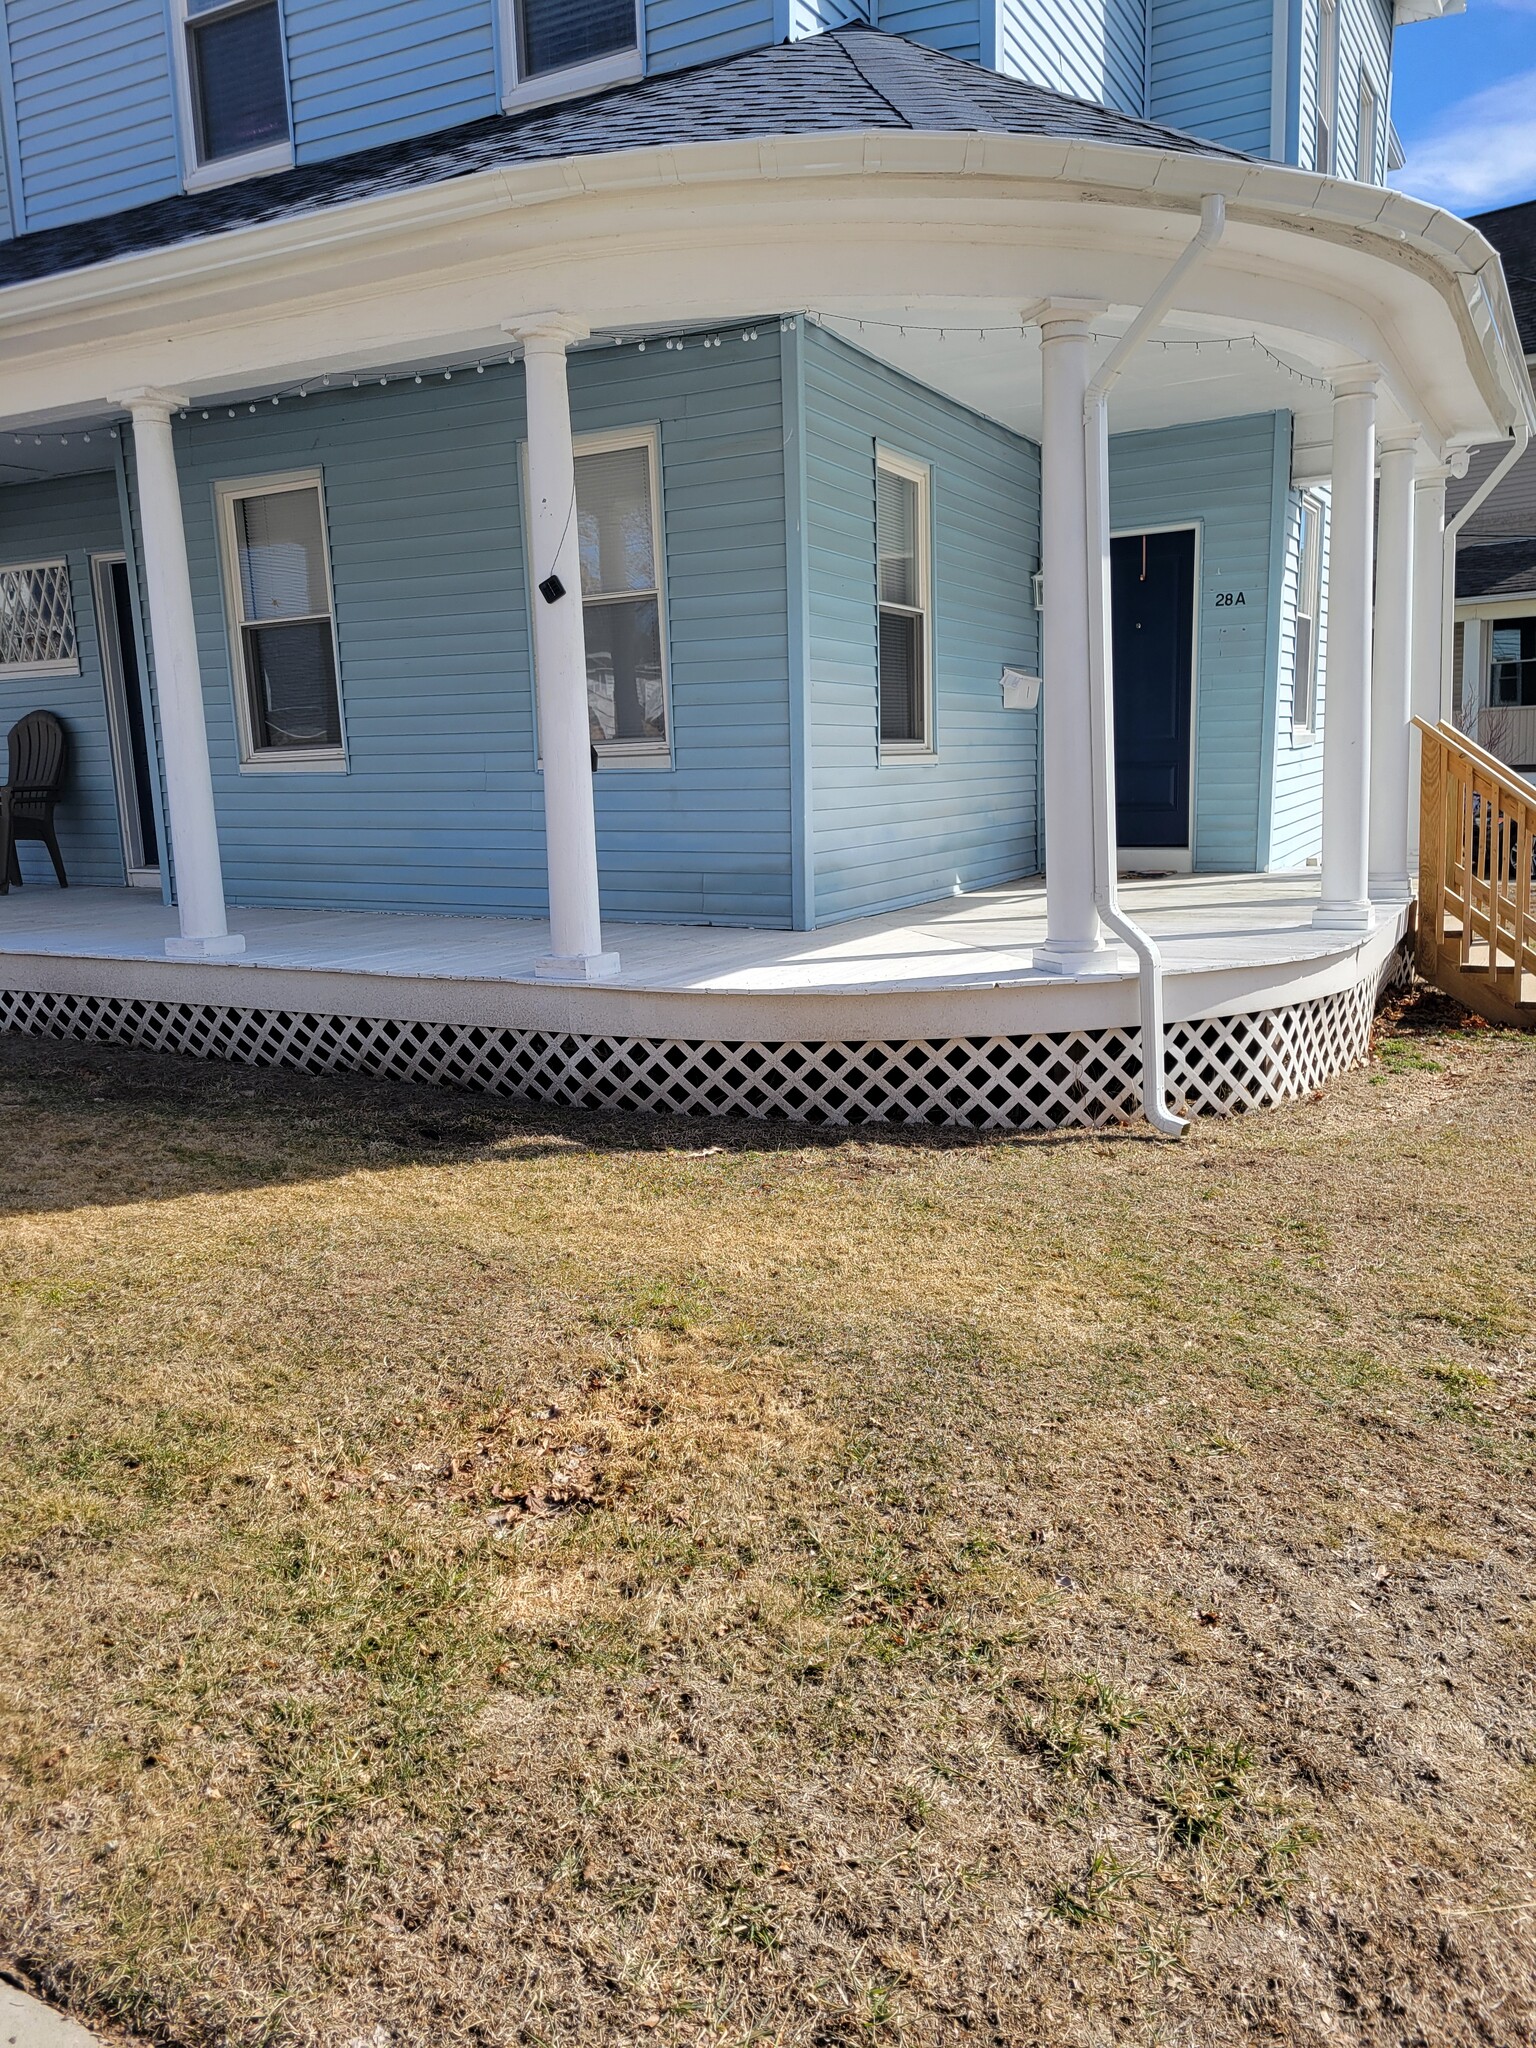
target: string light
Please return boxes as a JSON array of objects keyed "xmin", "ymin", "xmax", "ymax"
[{"xmin": 0, "ymin": 314, "xmax": 1334, "ymax": 454}]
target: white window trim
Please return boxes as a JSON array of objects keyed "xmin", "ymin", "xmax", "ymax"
[
  {"xmin": 523, "ymin": 422, "xmax": 673, "ymax": 766},
  {"xmin": 170, "ymin": 0, "xmax": 295, "ymax": 193},
  {"xmin": 875, "ymin": 445, "xmax": 935, "ymax": 761},
  {"xmin": 1292, "ymin": 490, "xmax": 1325, "ymax": 739},
  {"xmin": 215, "ymin": 468, "xmax": 347, "ymax": 774},
  {"xmin": 496, "ymin": 0, "xmax": 642, "ymax": 113},
  {"xmin": 0, "ymin": 557, "xmax": 80, "ymax": 677}
]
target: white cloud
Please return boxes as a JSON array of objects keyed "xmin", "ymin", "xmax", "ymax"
[{"xmin": 1391, "ymin": 68, "xmax": 1536, "ymax": 213}]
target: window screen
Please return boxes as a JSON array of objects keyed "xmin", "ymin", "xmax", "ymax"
[
  {"xmin": 877, "ymin": 461, "xmax": 928, "ymax": 747},
  {"xmin": 189, "ymin": 0, "xmax": 289, "ymax": 164},
  {"xmin": 0, "ymin": 563, "xmax": 76, "ymax": 672},
  {"xmin": 518, "ymin": 0, "xmax": 635, "ymax": 79},
  {"xmin": 227, "ymin": 484, "xmax": 342, "ymax": 754},
  {"xmin": 575, "ymin": 439, "xmax": 666, "ymax": 747},
  {"xmin": 1294, "ymin": 494, "xmax": 1323, "ymax": 733}
]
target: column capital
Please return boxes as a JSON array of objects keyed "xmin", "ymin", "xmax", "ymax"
[
  {"xmin": 1377, "ymin": 428, "xmax": 1423, "ymax": 459},
  {"xmin": 1415, "ymin": 462, "xmax": 1457, "ymax": 489},
  {"xmin": 1331, "ymin": 362, "xmax": 1383, "ymax": 400},
  {"xmin": 110, "ymin": 385, "xmax": 189, "ymax": 422},
  {"xmin": 1037, "ymin": 298, "xmax": 1107, "ymax": 339},
  {"xmin": 503, "ymin": 313, "xmax": 590, "ymax": 352}
]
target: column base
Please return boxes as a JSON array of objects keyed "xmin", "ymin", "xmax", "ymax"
[
  {"xmin": 1032, "ymin": 939, "xmax": 1129, "ymax": 977},
  {"xmin": 166, "ymin": 932, "xmax": 246, "ymax": 960},
  {"xmin": 1311, "ymin": 899, "xmax": 1377, "ymax": 934},
  {"xmin": 535, "ymin": 950, "xmax": 622, "ymax": 983},
  {"xmin": 1367, "ymin": 871, "xmax": 1413, "ymax": 904}
]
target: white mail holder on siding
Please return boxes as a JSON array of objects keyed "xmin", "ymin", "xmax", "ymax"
[{"xmin": 1000, "ymin": 666, "xmax": 1041, "ymax": 711}]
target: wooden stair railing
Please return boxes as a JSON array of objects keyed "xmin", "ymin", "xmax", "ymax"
[{"xmin": 1415, "ymin": 716, "xmax": 1536, "ymax": 1026}]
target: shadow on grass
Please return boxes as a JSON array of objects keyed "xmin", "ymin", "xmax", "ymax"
[{"xmin": 0, "ymin": 1029, "xmax": 1164, "ymax": 1218}]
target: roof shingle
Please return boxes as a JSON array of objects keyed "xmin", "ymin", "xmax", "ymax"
[{"xmin": 0, "ymin": 28, "xmax": 1242, "ymax": 294}]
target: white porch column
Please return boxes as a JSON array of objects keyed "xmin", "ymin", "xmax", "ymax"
[
  {"xmin": 1035, "ymin": 308, "xmax": 1112, "ymax": 974},
  {"xmin": 506, "ymin": 314, "xmax": 619, "ymax": 981},
  {"xmin": 1367, "ymin": 431, "xmax": 1418, "ymax": 902},
  {"xmin": 115, "ymin": 388, "xmax": 242, "ymax": 959},
  {"xmin": 1314, "ymin": 368, "xmax": 1379, "ymax": 932},
  {"xmin": 1408, "ymin": 464, "xmax": 1449, "ymax": 871}
]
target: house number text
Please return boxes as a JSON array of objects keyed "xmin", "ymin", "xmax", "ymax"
[{"xmin": 1213, "ymin": 591, "xmax": 1247, "ymax": 606}]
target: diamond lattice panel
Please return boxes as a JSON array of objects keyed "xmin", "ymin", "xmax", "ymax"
[
  {"xmin": 0, "ymin": 563, "xmax": 76, "ymax": 669},
  {"xmin": 0, "ymin": 944, "xmax": 1410, "ymax": 1130}
]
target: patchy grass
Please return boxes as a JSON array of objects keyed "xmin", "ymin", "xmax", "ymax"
[{"xmin": 1, "ymin": 988, "xmax": 1535, "ymax": 2048}]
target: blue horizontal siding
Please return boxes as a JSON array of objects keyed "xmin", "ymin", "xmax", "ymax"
[
  {"xmin": 135, "ymin": 335, "xmax": 790, "ymax": 925},
  {"xmin": 787, "ymin": 0, "xmax": 870, "ymax": 32},
  {"xmin": 1109, "ymin": 411, "xmax": 1287, "ymax": 874},
  {"xmin": 803, "ymin": 322, "xmax": 1040, "ymax": 925},
  {"xmin": 644, "ymin": 0, "xmax": 775, "ymax": 71},
  {"xmin": 6, "ymin": 0, "xmax": 179, "ymax": 231},
  {"xmin": 286, "ymin": 0, "xmax": 497, "ymax": 164},
  {"xmin": 1000, "ymin": 0, "xmax": 1146, "ymax": 117},
  {"xmin": 1149, "ymin": 0, "xmax": 1272, "ymax": 153},
  {"xmin": 0, "ymin": 468, "xmax": 130, "ymax": 887},
  {"xmin": 877, "ymin": 2, "xmax": 984, "ymax": 64}
]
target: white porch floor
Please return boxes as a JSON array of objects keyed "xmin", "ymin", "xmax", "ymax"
[{"xmin": 0, "ymin": 873, "xmax": 1406, "ymax": 1042}]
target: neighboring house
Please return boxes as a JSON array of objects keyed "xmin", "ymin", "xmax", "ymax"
[
  {"xmin": 0, "ymin": 0, "xmax": 1528, "ymax": 1129},
  {"xmin": 1451, "ymin": 197, "xmax": 1536, "ymax": 774}
]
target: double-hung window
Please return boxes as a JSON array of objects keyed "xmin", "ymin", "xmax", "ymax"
[
  {"xmin": 1293, "ymin": 492, "xmax": 1324, "ymax": 736},
  {"xmin": 876, "ymin": 451, "xmax": 932, "ymax": 752},
  {"xmin": 573, "ymin": 428, "xmax": 669, "ymax": 756},
  {"xmin": 177, "ymin": 0, "xmax": 292, "ymax": 185},
  {"xmin": 218, "ymin": 474, "xmax": 345, "ymax": 768},
  {"xmin": 501, "ymin": 0, "xmax": 640, "ymax": 106},
  {"xmin": 1490, "ymin": 620, "xmax": 1536, "ymax": 708}
]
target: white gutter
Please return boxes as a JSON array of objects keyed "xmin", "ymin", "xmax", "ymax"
[
  {"xmin": 1081, "ymin": 192, "xmax": 1228, "ymax": 1139},
  {"xmin": 1440, "ymin": 416, "xmax": 1532, "ymax": 717}
]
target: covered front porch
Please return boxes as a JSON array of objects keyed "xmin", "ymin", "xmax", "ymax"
[{"xmin": 0, "ymin": 874, "xmax": 1409, "ymax": 1127}]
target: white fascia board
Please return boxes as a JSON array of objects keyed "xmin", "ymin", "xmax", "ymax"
[{"xmin": 0, "ymin": 129, "xmax": 1525, "ymax": 440}]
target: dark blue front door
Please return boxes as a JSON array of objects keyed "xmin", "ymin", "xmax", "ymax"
[{"xmin": 1111, "ymin": 527, "xmax": 1195, "ymax": 851}]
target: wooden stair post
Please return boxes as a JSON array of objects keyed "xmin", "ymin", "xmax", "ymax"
[{"xmin": 1413, "ymin": 718, "xmax": 1536, "ymax": 1027}]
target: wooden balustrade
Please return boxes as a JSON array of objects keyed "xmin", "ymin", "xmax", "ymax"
[{"xmin": 1415, "ymin": 717, "xmax": 1536, "ymax": 1025}]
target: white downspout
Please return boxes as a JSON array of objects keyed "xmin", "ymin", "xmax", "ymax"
[
  {"xmin": 1081, "ymin": 193, "xmax": 1228, "ymax": 1139},
  {"xmin": 1439, "ymin": 417, "xmax": 1530, "ymax": 724}
]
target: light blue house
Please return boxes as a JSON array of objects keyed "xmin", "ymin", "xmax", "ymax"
[{"xmin": 0, "ymin": 1, "xmax": 1526, "ymax": 1129}]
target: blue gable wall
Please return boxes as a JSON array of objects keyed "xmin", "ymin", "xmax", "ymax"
[
  {"xmin": 1000, "ymin": 1, "xmax": 1146, "ymax": 118},
  {"xmin": 645, "ymin": 1, "xmax": 774, "ymax": 70},
  {"xmin": 1148, "ymin": 0, "xmax": 1273, "ymax": 155},
  {"xmin": 801, "ymin": 322, "xmax": 1040, "ymax": 925},
  {"xmin": 132, "ymin": 334, "xmax": 791, "ymax": 925},
  {"xmin": 287, "ymin": 0, "xmax": 497, "ymax": 164},
  {"xmin": 0, "ymin": 469, "xmax": 130, "ymax": 886},
  {"xmin": 4, "ymin": 0, "xmax": 179, "ymax": 232},
  {"xmin": 1108, "ymin": 412, "xmax": 1287, "ymax": 873}
]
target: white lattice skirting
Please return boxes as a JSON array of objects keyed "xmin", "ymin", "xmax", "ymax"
[{"xmin": 0, "ymin": 944, "xmax": 1411, "ymax": 1129}]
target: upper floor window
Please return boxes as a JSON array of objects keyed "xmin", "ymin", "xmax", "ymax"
[
  {"xmin": 876, "ymin": 451, "xmax": 932, "ymax": 753},
  {"xmin": 179, "ymin": 0, "xmax": 292, "ymax": 185},
  {"xmin": 1315, "ymin": 0, "xmax": 1340, "ymax": 174},
  {"xmin": 1491, "ymin": 620, "xmax": 1536, "ymax": 708},
  {"xmin": 1356, "ymin": 72, "xmax": 1379, "ymax": 183},
  {"xmin": 501, "ymin": 0, "xmax": 640, "ymax": 108}
]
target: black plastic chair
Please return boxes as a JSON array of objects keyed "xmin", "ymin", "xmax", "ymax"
[{"xmin": 1, "ymin": 709, "xmax": 68, "ymax": 892}]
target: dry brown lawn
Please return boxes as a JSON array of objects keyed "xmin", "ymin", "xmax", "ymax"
[{"xmin": 2, "ymin": 992, "xmax": 1535, "ymax": 2048}]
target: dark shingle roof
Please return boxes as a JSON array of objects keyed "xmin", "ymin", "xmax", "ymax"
[
  {"xmin": 1470, "ymin": 197, "xmax": 1536, "ymax": 359},
  {"xmin": 1457, "ymin": 536, "xmax": 1536, "ymax": 601},
  {"xmin": 0, "ymin": 28, "xmax": 1242, "ymax": 293}
]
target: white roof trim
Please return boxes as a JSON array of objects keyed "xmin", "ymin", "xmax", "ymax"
[{"xmin": 1394, "ymin": 0, "xmax": 1465, "ymax": 23}]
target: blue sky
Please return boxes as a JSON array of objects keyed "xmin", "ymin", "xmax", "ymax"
[{"xmin": 1390, "ymin": 0, "xmax": 1536, "ymax": 215}]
